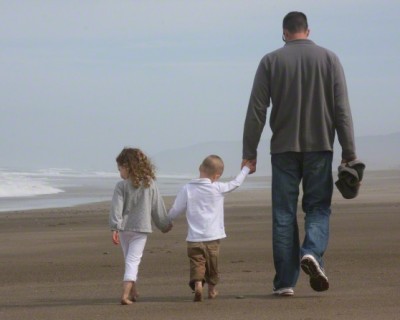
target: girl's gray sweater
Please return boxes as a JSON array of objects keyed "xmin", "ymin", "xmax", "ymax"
[{"xmin": 109, "ymin": 179, "xmax": 169, "ymax": 233}]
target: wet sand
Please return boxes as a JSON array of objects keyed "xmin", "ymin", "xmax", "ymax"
[{"xmin": 0, "ymin": 170, "xmax": 399, "ymax": 320}]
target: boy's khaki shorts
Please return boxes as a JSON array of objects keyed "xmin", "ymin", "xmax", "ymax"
[{"xmin": 187, "ymin": 240, "xmax": 220, "ymax": 290}]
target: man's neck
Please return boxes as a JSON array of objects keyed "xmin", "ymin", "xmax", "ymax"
[{"xmin": 284, "ymin": 30, "xmax": 309, "ymax": 42}]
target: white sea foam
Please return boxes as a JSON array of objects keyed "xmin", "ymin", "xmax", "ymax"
[
  {"xmin": 0, "ymin": 168, "xmax": 118, "ymax": 198},
  {"xmin": 0, "ymin": 170, "xmax": 64, "ymax": 198},
  {"xmin": 0, "ymin": 168, "xmax": 190, "ymax": 211},
  {"xmin": 0, "ymin": 168, "xmax": 190, "ymax": 199}
]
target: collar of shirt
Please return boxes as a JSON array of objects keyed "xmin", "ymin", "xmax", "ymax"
[
  {"xmin": 285, "ymin": 39, "xmax": 314, "ymax": 46},
  {"xmin": 189, "ymin": 178, "xmax": 212, "ymax": 185}
]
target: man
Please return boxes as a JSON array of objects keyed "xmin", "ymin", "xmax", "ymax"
[{"xmin": 242, "ymin": 12, "xmax": 357, "ymax": 296}]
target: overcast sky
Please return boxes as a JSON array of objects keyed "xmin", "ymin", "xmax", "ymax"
[{"xmin": 1, "ymin": 0, "xmax": 399, "ymax": 171}]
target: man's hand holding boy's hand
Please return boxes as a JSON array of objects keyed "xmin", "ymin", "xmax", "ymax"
[{"xmin": 242, "ymin": 159, "xmax": 257, "ymax": 174}]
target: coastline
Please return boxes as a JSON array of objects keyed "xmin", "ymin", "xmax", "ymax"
[
  {"xmin": 0, "ymin": 170, "xmax": 399, "ymax": 320},
  {"xmin": 0, "ymin": 174, "xmax": 270, "ymax": 214}
]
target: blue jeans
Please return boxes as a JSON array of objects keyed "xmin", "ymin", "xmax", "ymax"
[{"xmin": 271, "ymin": 151, "xmax": 333, "ymax": 290}]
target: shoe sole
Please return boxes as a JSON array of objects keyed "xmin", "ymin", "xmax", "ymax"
[
  {"xmin": 274, "ymin": 291, "xmax": 294, "ymax": 297},
  {"xmin": 301, "ymin": 256, "xmax": 329, "ymax": 292},
  {"xmin": 273, "ymin": 288, "xmax": 294, "ymax": 297}
]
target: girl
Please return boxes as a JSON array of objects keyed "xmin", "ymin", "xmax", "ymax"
[{"xmin": 109, "ymin": 147, "xmax": 171, "ymax": 305}]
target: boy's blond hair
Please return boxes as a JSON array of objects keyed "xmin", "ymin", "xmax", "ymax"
[{"xmin": 200, "ymin": 155, "xmax": 224, "ymax": 177}]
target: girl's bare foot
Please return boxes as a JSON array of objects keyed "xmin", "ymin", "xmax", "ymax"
[
  {"xmin": 130, "ymin": 291, "xmax": 139, "ymax": 301},
  {"xmin": 130, "ymin": 282, "xmax": 139, "ymax": 302},
  {"xmin": 130, "ymin": 294, "xmax": 139, "ymax": 302},
  {"xmin": 193, "ymin": 281, "xmax": 203, "ymax": 302},
  {"xmin": 121, "ymin": 281, "xmax": 134, "ymax": 305},
  {"xmin": 208, "ymin": 284, "xmax": 218, "ymax": 299},
  {"xmin": 121, "ymin": 298, "xmax": 133, "ymax": 305}
]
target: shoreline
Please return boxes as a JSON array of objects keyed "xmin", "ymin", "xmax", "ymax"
[
  {"xmin": 0, "ymin": 174, "xmax": 272, "ymax": 214},
  {"xmin": 1, "ymin": 169, "xmax": 398, "ymax": 214},
  {"xmin": 0, "ymin": 169, "xmax": 400, "ymax": 216}
]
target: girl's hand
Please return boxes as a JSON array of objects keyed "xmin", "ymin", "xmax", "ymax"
[
  {"xmin": 112, "ymin": 231, "xmax": 120, "ymax": 245},
  {"xmin": 162, "ymin": 223, "xmax": 173, "ymax": 233}
]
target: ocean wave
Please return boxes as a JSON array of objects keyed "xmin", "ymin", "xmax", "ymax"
[
  {"xmin": 0, "ymin": 168, "xmax": 194, "ymax": 200},
  {"xmin": 0, "ymin": 171, "xmax": 64, "ymax": 198}
]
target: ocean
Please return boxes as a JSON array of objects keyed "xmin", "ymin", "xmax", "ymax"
[{"xmin": 0, "ymin": 168, "xmax": 268, "ymax": 212}]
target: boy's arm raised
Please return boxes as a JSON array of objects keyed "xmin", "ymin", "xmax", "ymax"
[{"xmin": 217, "ymin": 166, "xmax": 251, "ymax": 194}]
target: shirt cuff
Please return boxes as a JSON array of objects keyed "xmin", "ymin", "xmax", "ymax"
[{"xmin": 242, "ymin": 166, "xmax": 251, "ymax": 174}]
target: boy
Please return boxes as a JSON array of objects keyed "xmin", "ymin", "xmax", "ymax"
[{"xmin": 168, "ymin": 155, "xmax": 252, "ymax": 301}]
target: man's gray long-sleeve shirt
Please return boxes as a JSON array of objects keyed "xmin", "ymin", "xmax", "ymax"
[{"xmin": 243, "ymin": 39, "xmax": 356, "ymax": 160}]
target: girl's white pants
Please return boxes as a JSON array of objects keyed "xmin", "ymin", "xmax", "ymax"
[{"xmin": 119, "ymin": 231, "xmax": 148, "ymax": 282}]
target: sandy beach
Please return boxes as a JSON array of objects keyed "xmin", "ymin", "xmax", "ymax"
[{"xmin": 0, "ymin": 170, "xmax": 399, "ymax": 320}]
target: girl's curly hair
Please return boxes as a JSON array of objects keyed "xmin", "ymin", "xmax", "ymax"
[{"xmin": 116, "ymin": 147, "xmax": 156, "ymax": 188}]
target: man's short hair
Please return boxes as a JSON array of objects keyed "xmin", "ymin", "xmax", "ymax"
[{"xmin": 283, "ymin": 11, "xmax": 308, "ymax": 33}]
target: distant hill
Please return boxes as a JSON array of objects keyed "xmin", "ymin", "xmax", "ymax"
[
  {"xmin": 152, "ymin": 132, "xmax": 400, "ymax": 176},
  {"xmin": 152, "ymin": 140, "xmax": 266, "ymax": 177}
]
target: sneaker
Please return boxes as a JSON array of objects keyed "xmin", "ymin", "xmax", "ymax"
[
  {"xmin": 273, "ymin": 287, "xmax": 294, "ymax": 296},
  {"xmin": 301, "ymin": 254, "xmax": 329, "ymax": 292}
]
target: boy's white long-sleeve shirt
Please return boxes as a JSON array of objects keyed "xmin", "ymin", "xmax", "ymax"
[{"xmin": 168, "ymin": 166, "xmax": 250, "ymax": 242}]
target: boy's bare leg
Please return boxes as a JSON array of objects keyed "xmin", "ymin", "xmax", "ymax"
[
  {"xmin": 194, "ymin": 281, "xmax": 203, "ymax": 302},
  {"xmin": 208, "ymin": 284, "xmax": 218, "ymax": 299},
  {"xmin": 121, "ymin": 281, "xmax": 134, "ymax": 305}
]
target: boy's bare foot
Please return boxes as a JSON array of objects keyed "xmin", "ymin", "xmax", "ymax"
[
  {"xmin": 193, "ymin": 281, "xmax": 203, "ymax": 302},
  {"xmin": 208, "ymin": 284, "xmax": 218, "ymax": 299}
]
